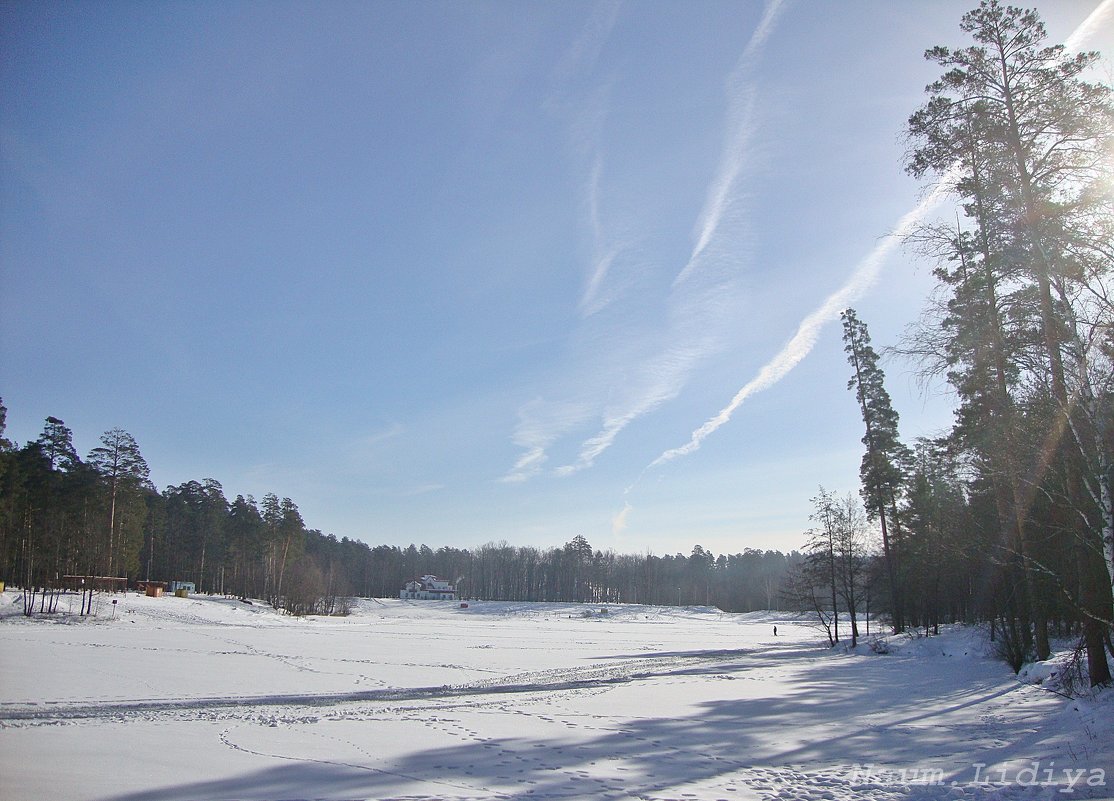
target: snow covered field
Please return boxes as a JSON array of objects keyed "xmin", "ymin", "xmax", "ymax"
[{"xmin": 0, "ymin": 591, "xmax": 1110, "ymax": 801}]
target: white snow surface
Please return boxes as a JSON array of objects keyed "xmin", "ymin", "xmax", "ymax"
[{"xmin": 0, "ymin": 591, "xmax": 1110, "ymax": 801}]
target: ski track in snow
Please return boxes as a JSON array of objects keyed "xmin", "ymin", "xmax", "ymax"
[
  {"xmin": 0, "ymin": 594, "xmax": 1110, "ymax": 801},
  {"xmin": 0, "ymin": 648, "xmax": 749, "ymax": 724}
]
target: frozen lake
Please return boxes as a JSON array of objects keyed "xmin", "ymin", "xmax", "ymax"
[{"xmin": 0, "ymin": 591, "xmax": 1109, "ymax": 800}]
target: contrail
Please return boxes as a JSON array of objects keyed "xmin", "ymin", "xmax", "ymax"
[
  {"xmin": 650, "ymin": 179, "xmax": 952, "ymax": 469},
  {"xmin": 553, "ymin": 0, "xmax": 789, "ymax": 477},
  {"xmin": 1064, "ymin": 0, "xmax": 1113, "ymax": 52},
  {"xmin": 648, "ymin": 2, "xmax": 1112, "ymax": 470},
  {"xmin": 674, "ymin": 0, "xmax": 787, "ymax": 288}
]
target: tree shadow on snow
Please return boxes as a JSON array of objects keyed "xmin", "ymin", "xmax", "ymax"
[{"xmin": 102, "ymin": 648, "xmax": 1082, "ymax": 801}]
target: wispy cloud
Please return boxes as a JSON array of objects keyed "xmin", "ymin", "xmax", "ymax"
[
  {"xmin": 549, "ymin": 5, "xmax": 626, "ymax": 319},
  {"xmin": 504, "ymin": 447, "xmax": 547, "ymax": 484},
  {"xmin": 500, "ymin": 8, "xmax": 629, "ymax": 484},
  {"xmin": 548, "ymin": 0, "xmax": 622, "ymax": 107},
  {"xmin": 502, "ymin": 397, "xmax": 593, "ymax": 483},
  {"xmin": 674, "ymin": 0, "xmax": 786, "ymax": 288},
  {"xmin": 579, "ymin": 154, "xmax": 627, "ymax": 316},
  {"xmin": 556, "ymin": 0, "xmax": 786, "ymax": 475},
  {"xmin": 507, "ymin": 0, "xmax": 787, "ymax": 481},
  {"xmin": 1063, "ymin": 0, "xmax": 1113, "ymax": 52},
  {"xmin": 612, "ymin": 501, "xmax": 633, "ymax": 535},
  {"xmin": 556, "ymin": 338, "xmax": 713, "ymax": 476},
  {"xmin": 651, "ymin": 182, "xmax": 952, "ymax": 469}
]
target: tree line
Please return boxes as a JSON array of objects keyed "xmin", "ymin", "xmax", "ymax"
[
  {"xmin": 0, "ymin": 403, "xmax": 798, "ymax": 615},
  {"xmin": 786, "ymin": 2, "xmax": 1112, "ymax": 687}
]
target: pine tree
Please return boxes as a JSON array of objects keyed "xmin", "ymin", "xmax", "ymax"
[
  {"xmin": 36, "ymin": 416, "xmax": 79, "ymax": 472},
  {"xmin": 0, "ymin": 398, "xmax": 12, "ymax": 452},
  {"xmin": 906, "ymin": 0, "xmax": 1112, "ymax": 684},
  {"xmin": 842, "ymin": 308, "xmax": 911, "ymax": 633},
  {"xmin": 88, "ymin": 428, "xmax": 151, "ymax": 577}
]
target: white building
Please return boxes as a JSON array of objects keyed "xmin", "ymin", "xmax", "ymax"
[{"xmin": 400, "ymin": 575, "xmax": 457, "ymax": 601}]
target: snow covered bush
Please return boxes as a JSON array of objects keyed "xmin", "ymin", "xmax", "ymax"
[{"xmin": 868, "ymin": 637, "xmax": 891, "ymax": 655}]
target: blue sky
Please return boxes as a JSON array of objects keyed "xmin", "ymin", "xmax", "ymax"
[{"xmin": 2, "ymin": 1, "xmax": 1111, "ymax": 556}]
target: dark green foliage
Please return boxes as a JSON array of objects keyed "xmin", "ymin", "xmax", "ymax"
[
  {"xmin": 37, "ymin": 417, "xmax": 79, "ymax": 472},
  {"xmin": 842, "ymin": 308, "xmax": 910, "ymax": 633},
  {"xmin": 896, "ymin": 0, "xmax": 1113, "ymax": 685},
  {"xmin": 0, "ymin": 407, "xmax": 797, "ymax": 613},
  {"xmin": 842, "ymin": 310, "xmax": 911, "ymax": 518},
  {"xmin": 87, "ymin": 428, "xmax": 152, "ymax": 577}
]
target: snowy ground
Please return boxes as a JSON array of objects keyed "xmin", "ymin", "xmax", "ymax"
[{"xmin": 0, "ymin": 591, "xmax": 1110, "ymax": 801}]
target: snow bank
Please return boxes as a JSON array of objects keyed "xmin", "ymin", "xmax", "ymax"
[{"xmin": 1018, "ymin": 659, "xmax": 1062, "ymax": 687}]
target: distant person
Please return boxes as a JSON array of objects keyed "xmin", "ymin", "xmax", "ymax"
[{"xmin": 773, "ymin": 625, "xmax": 777, "ymax": 636}]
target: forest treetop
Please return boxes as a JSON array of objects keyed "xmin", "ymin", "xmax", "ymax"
[{"xmin": 0, "ymin": 399, "xmax": 798, "ymax": 615}]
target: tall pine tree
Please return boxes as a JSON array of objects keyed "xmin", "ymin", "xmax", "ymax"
[
  {"xmin": 88, "ymin": 428, "xmax": 151, "ymax": 577},
  {"xmin": 842, "ymin": 308, "xmax": 911, "ymax": 633}
]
